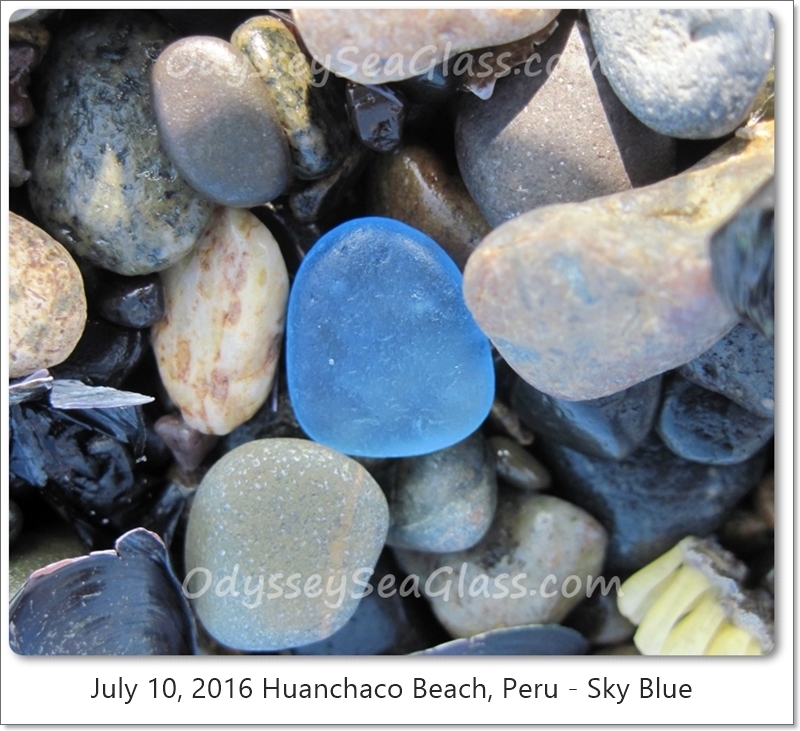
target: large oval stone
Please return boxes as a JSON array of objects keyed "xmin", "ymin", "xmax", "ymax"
[
  {"xmin": 9, "ymin": 212, "xmax": 87, "ymax": 378},
  {"xmin": 152, "ymin": 35, "xmax": 291, "ymax": 207},
  {"xmin": 293, "ymin": 9, "xmax": 560, "ymax": 85},
  {"xmin": 587, "ymin": 9, "xmax": 774, "ymax": 139},
  {"xmin": 152, "ymin": 207, "xmax": 289, "ymax": 435},
  {"xmin": 286, "ymin": 217, "xmax": 495, "ymax": 457},
  {"xmin": 463, "ymin": 122, "xmax": 774, "ymax": 401},
  {"xmin": 25, "ymin": 11, "xmax": 214, "ymax": 275},
  {"xmin": 184, "ymin": 438, "xmax": 389, "ymax": 651}
]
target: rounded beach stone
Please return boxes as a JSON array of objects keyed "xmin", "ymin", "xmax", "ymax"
[
  {"xmin": 152, "ymin": 35, "xmax": 291, "ymax": 207},
  {"xmin": 463, "ymin": 122, "xmax": 773, "ymax": 401},
  {"xmin": 394, "ymin": 491, "xmax": 607, "ymax": 638},
  {"xmin": 656, "ymin": 378, "xmax": 774, "ymax": 466},
  {"xmin": 368, "ymin": 144, "xmax": 490, "ymax": 270},
  {"xmin": 9, "ymin": 212, "xmax": 87, "ymax": 379},
  {"xmin": 152, "ymin": 207, "xmax": 289, "ymax": 435},
  {"xmin": 286, "ymin": 217, "xmax": 495, "ymax": 458},
  {"xmin": 293, "ymin": 9, "xmax": 560, "ymax": 85},
  {"xmin": 386, "ymin": 431, "xmax": 497, "ymax": 552},
  {"xmin": 489, "ymin": 436, "xmax": 551, "ymax": 491},
  {"xmin": 184, "ymin": 438, "xmax": 389, "ymax": 651},
  {"xmin": 456, "ymin": 14, "xmax": 676, "ymax": 227},
  {"xmin": 26, "ymin": 11, "xmax": 214, "ymax": 275},
  {"xmin": 587, "ymin": 9, "xmax": 774, "ymax": 139},
  {"xmin": 231, "ymin": 15, "xmax": 351, "ymax": 181}
]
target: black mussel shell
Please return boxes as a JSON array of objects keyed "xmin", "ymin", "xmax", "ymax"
[
  {"xmin": 9, "ymin": 528, "xmax": 197, "ymax": 655},
  {"xmin": 412, "ymin": 624, "xmax": 589, "ymax": 655}
]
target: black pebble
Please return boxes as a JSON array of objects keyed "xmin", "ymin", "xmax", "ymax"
[
  {"xmin": 94, "ymin": 272, "xmax": 165, "ymax": 328},
  {"xmin": 346, "ymin": 82, "xmax": 406, "ymax": 153}
]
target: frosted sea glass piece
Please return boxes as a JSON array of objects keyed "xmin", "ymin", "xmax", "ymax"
[{"xmin": 286, "ymin": 217, "xmax": 494, "ymax": 457}]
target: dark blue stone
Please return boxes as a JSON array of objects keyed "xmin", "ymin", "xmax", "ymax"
[{"xmin": 286, "ymin": 217, "xmax": 494, "ymax": 457}]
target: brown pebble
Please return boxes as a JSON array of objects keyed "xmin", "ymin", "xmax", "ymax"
[{"xmin": 155, "ymin": 414, "xmax": 220, "ymax": 473}]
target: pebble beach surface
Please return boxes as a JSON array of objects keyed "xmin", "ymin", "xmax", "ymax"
[{"xmin": 8, "ymin": 8, "xmax": 775, "ymax": 657}]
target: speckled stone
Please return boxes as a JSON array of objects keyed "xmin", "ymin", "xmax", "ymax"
[
  {"xmin": 231, "ymin": 15, "xmax": 351, "ymax": 181},
  {"xmin": 456, "ymin": 15, "xmax": 676, "ymax": 228},
  {"xmin": 539, "ymin": 433, "xmax": 766, "ymax": 573},
  {"xmin": 489, "ymin": 436, "xmax": 551, "ymax": 491},
  {"xmin": 511, "ymin": 375, "xmax": 662, "ymax": 460},
  {"xmin": 184, "ymin": 438, "xmax": 389, "ymax": 651},
  {"xmin": 394, "ymin": 491, "xmax": 607, "ymax": 638},
  {"xmin": 657, "ymin": 377, "xmax": 773, "ymax": 465},
  {"xmin": 152, "ymin": 207, "xmax": 289, "ymax": 435},
  {"xmin": 368, "ymin": 144, "xmax": 490, "ymax": 270},
  {"xmin": 587, "ymin": 9, "xmax": 774, "ymax": 139},
  {"xmin": 152, "ymin": 35, "xmax": 291, "ymax": 207},
  {"xmin": 293, "ymin": 9, "xmax": 560, "ymax": 85},
  {"xmin": 463, "ymin": 122, "xmax": 774, "ymax": 401},
  {"xmin": 678, "ymin": 324, "xmax": 774, "ymax": 419},
  {"xmin": 386, "ymin": 432, "xmax": 497, "ymax": 552},
  {"xmin": 9, "ymin": 212, "xmax": 87, "ymax": 379},
  {"xmin": 26, "ymin": 11, "xmax": 214, "ymax": 275}
]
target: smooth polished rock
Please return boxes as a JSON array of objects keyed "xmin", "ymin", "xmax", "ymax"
[
  {"xmin": 286, "ymin": 217, "xmax": 495, "ymax": 458},
  {"xmin": 184, "ymin": 438, "xmax": 389, "ymax": 651},
  {"xmin": 368, "ymin": 144, "xmax": 490, "ymax": 270},
  {"xmin": 9, "ymin": 212, "xmax": 87, "ymax": 379},
  {"xmin": 231, "ymin": 15, "xmax": 351, "ymax": 180},
  {"xmin": 678, "ymin": 324, "xmax": 774, "ymax": 419},
  {"xmin": 463, "ymin": 122, "xmax": 774, "ymax": 401},
  {"xmin": 711, "ymin": 177, "xmax": 775, "ymax": 340},
  {"xmin": 540, "ymin": 433, "xmax": 766, "ymax": 573},
  {"xmin": 657, "ymin": 378, "xmax": 774, "ymax": 465},
  {"xmin": 152, "ymin": 35, "xmax": 291, "ymax": 207},
  {"xmin": 511, "ymin": 375, "xmax": 662, "ymax": 460},
  {"xmin": 93, "ymin": 273, "xmax": 165, "ymax": 329},
  {"xmin": 489, "ymin": 436, "xmax": 551, "ymax": 491},
  {"xmin": 26, "ymin": 11, "xmax": 214, "ymax": 275},
  {"xmin": 346, "ymin": 82, "xmax": 406, "ymax": 153},
  {"xmin": 456, "ymin": 14, "xmax": 675, "ymax": 228},
  {"xmin": 386, "ymin": 432, "xmax": 497, "ymax": 552},
  {"xmin": 587, "ymin": 9, "xmax": 774, "ymax": 139},
  {"xmin": 293, "ymin": 9, "xmax": 560, "ymax": 85},
  {"xmin": 394, "ymin": 491, "xmax": 607, "ymax": 638},
  {"xmin": 153, "ymin": 207, "xmax": 289, "ymax": 435}
]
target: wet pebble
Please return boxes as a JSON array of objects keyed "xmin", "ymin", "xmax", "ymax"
[
  {"xmin": 678, "ymin": 323, "xmax": 774, "ymax": 419},
  {"xmin": 346, "ymin": 82, "xmax": 406, "ymax": 153},
  {"xmin": 152, "ymin": 207, "xmax": 289, "ymax": 435},
  {"xmin": 293, "ymin": 9, "xmax": 560, "ymax": 85},
  {"xmin": 511, "ymin": 375, "xmax": 662, "ymax": 460},
  {"xmin": 155, "ymin": 414, "xmax": 220, "ymax": 473},
  {"xmin": 656, "ymin": 377, "xmax": 774, "ymax": 465},
  {"xmin": 231, "ymin": 15, "xmax": 351, "ymax": 180},
  {"xmin": 286, "ymin": 217, "xmax": 495, "ymax": 458},
  {"xmin": 539, "ymin": 433, "xmax": 766, "ymax": 573},
  {"xmin": 9, "ymin": 212, "xmax": 87, "ymax": 379},
  {"xmin": 184, "ymin": 438, "xmax": 389, "ymax": 651},
  {"xmin": 10, "ymin": 529, "xmax": 197, "ymax": 655},
  {"xmin": 386, "ymin": 432, "xmax": 497, "ymax": 552},
  {"xmin": 368, "ymin": 144, "xmax": 490, "ymax": 270},
  {"xmin": 463, "ymin": 122, "xmax": 773, "ymax": 401},
  {"xmin": 489, "ymin": 436, "xmax": 551, "ymax": 491},
  {"xmin": 394, "ymin": 491, "xmax": 607, "ymax": 638},
  {"xmin": 152, "ymin": 35, "xmax": 291, "ymax": 207},
  {"xmin": 93, "ymin": 273, "xmax": 166, "ymax": 329},
  {"xmin": 456, "ymin": 14, "xmax": 675, "ymax": 227},
  {"xmin": 587, "ymin": 9, "xmax": 774, "ymax": 139},
  {"xmin": 26, "ymin": 11, "xmax": 214, "ymax": 275},
  {"xmin": 711, "ymin": 178, "xmax": 775, "ymax": 340}
]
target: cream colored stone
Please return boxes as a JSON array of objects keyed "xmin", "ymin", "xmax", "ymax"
[
  {"xmin": 464, "ymin": 121, "xmax": 774, "ymax": 401},
  {"xmin": 9, "ymin": 212, "xmax": 87, "ymax": 378},
  {"xmin": 153, "ymin": 208, "xmax": 289, "ymax": 435},
  {"xmin": 395, "ymin": 492, "xmax": 607, "ymax": 638},
  {"xmin": 293, "ymin": 9, "xmax": 560, "ymax": 84}
]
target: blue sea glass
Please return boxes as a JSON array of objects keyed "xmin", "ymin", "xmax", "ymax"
[{"xmin": 286, "ymin": 217, "xmax": 495, "ymax": 457}]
